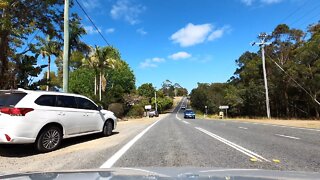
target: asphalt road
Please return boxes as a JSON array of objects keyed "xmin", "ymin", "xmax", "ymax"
[
  {"xmin": 110, "ymin": 97, "xmax": 320, "ymax": 172},
  {"xmin": 1, "ymin": 97, "xmax": 320, "ymax": 174}
]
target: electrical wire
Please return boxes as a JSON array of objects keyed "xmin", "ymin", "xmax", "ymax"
[
  {"xmin": 266, "ymin": 54, "xmax": 320, "ymax": 106},
  {"xmin": 75, "ymin": 0, "xmax": 111, "ymax": 46}
]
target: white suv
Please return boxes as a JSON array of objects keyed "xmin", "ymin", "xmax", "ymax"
[{"xmin": 0, "ymin": 89, "xmax": 117, "ymax": 152}]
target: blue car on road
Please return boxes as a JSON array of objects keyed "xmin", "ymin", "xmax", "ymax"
[{"xmin": 184, "ymin": 109, "xmax": 195, "ymax": 119}]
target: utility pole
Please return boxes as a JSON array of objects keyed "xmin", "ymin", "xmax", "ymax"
[
  {"xmin": 252, "ymin": 33, "xmax": 271, "ymax": 119},
  {"xmin": 155, "ymin": 91, "xmax": 157, "ymax": 112},
  {"xmin": 62, "ymin": 0, "xmax": 70, "ymax": 92}
]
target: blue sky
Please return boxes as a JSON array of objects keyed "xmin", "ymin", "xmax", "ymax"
[{"xmin": 53, "ymin": 0, "xmax": 319, "ymax": 91}]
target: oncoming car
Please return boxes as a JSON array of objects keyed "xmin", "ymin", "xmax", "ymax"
[
  {"xmin": 0, "ymin": 89, "xmax": 117, "ymax": 152},
  {"xmin": 184, "ymin": 109, "xmax": 195, "ymax": 119}
]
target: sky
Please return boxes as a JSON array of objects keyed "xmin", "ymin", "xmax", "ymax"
[{"xmin": 52, "ymin": 0, "xmax": 320, "ymax": 92}]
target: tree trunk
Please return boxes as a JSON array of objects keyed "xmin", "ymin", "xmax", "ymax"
[
  {"xmin": 99, "ymin": 71, "xmax": 102, "ymax": 101},
  {"xmin": 94, "ymin": 76, "xmax": 97, "ymax": 95},
  {"xmin": 46, "ymin": 56, "xmax": 51, "ymax": 91},
  {"xmin": 284, "ymin": 89, "xmax": 290, "ymax": 117},
  {"xmin": 0, "ymin": 30, "xmax": 9, "ymax": 89},
  {"xmin": 315, "ymin": 108, "xmax": 319, "ymax": 119}
]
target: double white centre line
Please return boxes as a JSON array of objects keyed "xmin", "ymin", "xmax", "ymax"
[{"xmin": 195, "ymin": 127, "xmax": 270, "ymax": 162}]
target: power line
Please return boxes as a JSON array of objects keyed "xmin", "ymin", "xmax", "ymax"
[
  {"xmin": 20, "ymin": 29, "xmax": 40, "ymax": 54},
  {"xmin": 266, "ymin": 54, "xmax": 320, "ymax": 106},
  {"xmin": 278, "ymin": 0, "xmax": 310, "ymax": 24},
  {"xmin": 75, "ymin": 0, "xmax": 111, "ymax": 46},
  {"xmin": 289, "ymin": 2, "xmax": 320, "ymax": 28}
]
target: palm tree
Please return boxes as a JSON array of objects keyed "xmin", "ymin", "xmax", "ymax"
[
  {"xmin": 39, "ymin": 36, "xmax": 60, "ymax": 91},
  {"xmin": 83, "ymin": 46, "xmax": 121, "ymax": 100}
]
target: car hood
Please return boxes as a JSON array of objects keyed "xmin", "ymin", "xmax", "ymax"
[{"xmin": 1, "ymin": 168, "xmax": 319, "ymax": 179}]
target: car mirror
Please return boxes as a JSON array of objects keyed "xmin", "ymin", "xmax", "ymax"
[{"xmin": 97, "ymin": 105, "xmax": 102, "ymax": 111}]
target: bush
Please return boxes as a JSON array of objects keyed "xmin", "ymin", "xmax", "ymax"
[
  {"xmin": 108, "ymin": 103, "xmax": 124, "ymax": 118},
  {"xmin": 127, "ymin": 105, "xmax": 145, "ymax": 118}
]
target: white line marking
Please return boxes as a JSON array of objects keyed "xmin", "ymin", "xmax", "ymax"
[
  {"xmin": 238, "ymin": 127, "xmax": 248, "ymax": 130},
  {"xmin": 100, "ymin": 118, "xmax": 163, "ymax": 168},
  {"xmin": 275, "ymin": 134, "xmax": 300, "ymax": 140},
  {"xmin": 195, "ymin": 127, "xmax": 270, "ymax": 162},
  {"xmin": 182, "ymin": 121, "xmax": 190, "ymax": 124},
  {"xmin": 176, "ymin": 110, "xmax": 182, "ymax": 121}
]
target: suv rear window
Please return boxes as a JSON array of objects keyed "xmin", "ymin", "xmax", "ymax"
[
  {"xmin": 35, "ymin": 95, "xmax": 57, "ymax": 107},
  {"xmin": 0, "ymin": 92, "xmax": 27, "ymax": 107}
]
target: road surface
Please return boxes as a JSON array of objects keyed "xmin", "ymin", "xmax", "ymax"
[
  {"xmin": 110, "ymin": 97, "xmax": 320, "ymax": 172},
  {"xmin": 1, "ymin": 97, "xmax": 319, "ymax": 173}
]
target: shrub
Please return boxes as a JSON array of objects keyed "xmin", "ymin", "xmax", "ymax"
[
  {"xmin": 127, "ymin": 105, "xmax": 145, "ymax": 118},
  {"xmin": 108, "ymin": 103, "xmax": 124, "ymax": 118}
]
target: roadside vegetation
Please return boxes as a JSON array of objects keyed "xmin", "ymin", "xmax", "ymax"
[
  {"xmin": 0, "ymin": 1, "xmax": 188, "ymax": 118},
  {"xmin": 190, "ymin": 23, "xmax": 320, "ymax": 119}
]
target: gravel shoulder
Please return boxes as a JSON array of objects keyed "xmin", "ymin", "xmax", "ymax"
[{"xmin": 0, "ymin": 114, "xmax": 168, "ymax": 174}]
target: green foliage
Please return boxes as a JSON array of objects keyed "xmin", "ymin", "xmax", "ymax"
[
  {"xmin": 137, "ymin": 83, "xmax": 155, "ymax": 98},
  {"xmin": 190, "ymin": 23, "xmax": 320, "ymax": 119},
  {"xmin": 152, "ymin": 96, "xmax": 173, "ymax": 113},
  {"xmin": 127, "ymin": 105, "xmax": 145, "ymax": 118},
  {"xmin": 69, "ymin": 68, "xmax": 95, "ymax": 98},
  {"xmin": 106, "ymin": 60, "xmax": 136, "ymax": 103}
]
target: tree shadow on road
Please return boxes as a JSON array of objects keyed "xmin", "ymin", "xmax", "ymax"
[{"xmin": 0, "ymin": 132, "xmax": 119, "ymax": 157}]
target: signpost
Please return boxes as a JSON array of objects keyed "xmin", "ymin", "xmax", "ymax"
[
  {"xmin": 205, "ymin": 106, "xmax": 208, "ymax": 118},
  {"xmin": 219, "ymin": 105, "xmax": 229, "ymax": 118},
  {"xmin": 145, "ymin": 105, "xmax": 152, "ymax": 110}
]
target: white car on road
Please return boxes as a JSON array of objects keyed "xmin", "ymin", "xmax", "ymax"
[{"xmin": 0, "ymin": 89, "xmax": 117, "ymax": 152}]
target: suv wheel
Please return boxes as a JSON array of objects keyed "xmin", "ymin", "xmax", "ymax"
[
  {"xmin": 102, "ymin": 120, "xmax": 113, "ymax": 136},
  {"xmin": 36, "ymin": 126, "xmax": 62, "ymax": 153}
]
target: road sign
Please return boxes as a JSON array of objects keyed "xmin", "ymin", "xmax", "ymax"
[
  {"xmin": 219, "ymin": 106, "xmax": 229, "ymax": 109},
  {"xmin": 145, "ymin": 105, "xmax": 152, "ymax": 110}
]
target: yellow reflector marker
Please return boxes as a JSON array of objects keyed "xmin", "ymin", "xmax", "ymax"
[
  {"xmin": 250, "ymin": 158, "xmax": 258, "ymax": 162},
  {"xmin": 272, "ymin": 159, "xmax": 280, "ymax": 163}
]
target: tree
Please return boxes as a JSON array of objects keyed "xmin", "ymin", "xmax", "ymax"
[
  {"xmin": 0, "ymin": 0, "xmax": 65, "ymax": 89},
  {"xmin": 106, "ymin": 60, "xmax": 136, "ymax": 103},
  {"xmin": 39, "ymin": 35, "xmax": 60, "ymax": 91},
  {"xmin": 84, "ymin": 46, "xmax": 121, "ymax": 100},
  {"xmin": 69, "ymin": 68, "xmax": 95, "ymax": 99},
  {"xmin": 137, "ymin": 83, "xmax": 155, "ymax": 98}
]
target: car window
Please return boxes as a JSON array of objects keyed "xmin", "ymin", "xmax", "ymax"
[
  {"xmin": 56, "ymin": 95, "xmax": 77, "ymax": 108},
  {"xmin": 0, "ymin": 92, "xmax": 27, "ymax": 107},
  {"xmin": 34, "ymin": 95, "xmax": 56, "ymax": 107},
  {"xmin": 75, "ymin": 97, "xmax": 97, "ymax": 110}
]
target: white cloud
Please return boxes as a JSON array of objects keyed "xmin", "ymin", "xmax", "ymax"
[
  {"xmin": 170, "ymin": 23, "xmax": 212, "ymax": 47},
  {"xmin": 151, "ymin": 57, "xmax": 165, "ymax": 63},
  {"xmin": 169, "ymin": 51, "xmax": 192, "ymax": 60},
  {"xmin": 136, "ymin": 28, "xmax": 147, "ymax": 35},
  {"xmin": 82, "ymin": 0, "xmax": 101, "ymax": 10},
  {"xmin": 106, "ymin": 28, "xmax": 115, "ymax": 34},
  {"xmin": 170, "ymin": 23, "xmax": 230, "ymax": 47},
  {"xmin": 208, "ymin": 26, "xmax": 231, "ymax": 41},
  {"xmin": 139, "ymin": 57, "xmax": 165, "ymax": 68},
  {"xmin": 241, "ymin": 0, "xmax": 255, "ymax": 6},
  {"xmin": 241, "ymin": 0, "xmax": 282, "ymax": 6},
  {"xmin": 260, "ymin": 0, "xmax": 282, "ymax": 4},
  {"xmin": 110, "ymin": 0, "xmax": 146, "ymax": 25},
  {"xmin": 84, "ymin": 26, "xmax": 101, "ymax": 34}
]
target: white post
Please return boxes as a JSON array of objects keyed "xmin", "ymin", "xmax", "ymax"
[{"xmin": 261, "ymin": 43, "xmax": 271, "ymax": 119}]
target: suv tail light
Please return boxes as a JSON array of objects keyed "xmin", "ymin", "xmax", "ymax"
[{"xmin": 0, "ymin": 108, "xmax": 34, "ymax": 116}]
